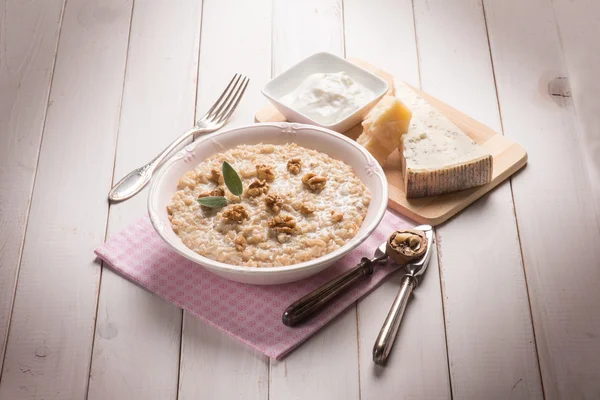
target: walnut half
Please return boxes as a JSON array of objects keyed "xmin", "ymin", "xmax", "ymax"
[
  {"xmin": 222, "ymin": 205, "xmax": 249, "ymax": 223},
  {"xmin": 234, "ymin": 236, "xmax": 246, "ymax": 252},
  {"xmin": 207, "ymin": 169, "xmax": 222, "ymax": 184},
  {"xmin": 268, "ymin": 214, "xmax": 296, "ymax": 234},
  {"xmin": 300, "ymin": 203, "xmax": 316, "ymax": 215},
  {"xmin": 287, "ymin": 158, "xmax": 303, "ymax": 175},
  {"xmin": 330, "ymin": 210, "xmax": 344, "ymax": 222},
  {"xmin": 265, "ymin": 194, "xmax": 283, "ymax": 213},
  {"xmin": 256, "ymin": 164, "xmax": 276, "ymax": 182},
  {"xmin": 386, "ymin": 229, "xmax": 428, "ymax": 264},
  {"xmin": 198, "ymin": 187, "xmax": 225, "ymax": 199},
  {"xmin": 246, "ymin": 180, "xmax": 269, "ymax": 197},
  {"xmin": 302, "ymin": 173, "xmax": 327, "ymax": 191},
  {"xmin": 394, "ymin": 232, "xmax": 421, "ymax": 250}
]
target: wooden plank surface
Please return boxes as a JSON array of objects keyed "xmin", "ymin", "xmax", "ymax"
[
  {"xmin": 1, "ymin": 0, "xmax": 599, "ymax": 398},
  {"xmin": 179, "ymin": 322, "xmax": 268, "ymax": 400},
  {"xmin": 483, "ymin": 0, "xmax": 600, "ymax": 397},
  {"xmin": 413, "ymin": 0, "xmax": 544, "ymax": 398},
  {"xmin": 0, "ymin": 0, "xmax": 133, "ymax": 398},
  {"xmin": 269, "ymin": 311, "xmax": 360, "ymax": 400},
  {"xmin": 0, "ymin": 0, "xmax": 65, "ymax": 371},
  {"xmin": 356, "ymin": 250, "xmax": 452, "ymax": 400},
  {"xmin": 343, "ymin": 1, "xmax": 452, "ymax": 399},
  {"xmin": 177, "ymin": 0, "xmax": 271, "ymax": 398},
  {"xmin": 268, "ymin": 1, "xmax": 361, "ymax": 399},
  {"xmin": 271, "ymin": 0, "xmax": 344, "ymax": 82},
  {"xmin": 85, "ymin": 1, "xmax": 202, "ymax": 399},
  {"xmin": 551, "ymin": 0, "xmax": 600, "ymax": 223}
]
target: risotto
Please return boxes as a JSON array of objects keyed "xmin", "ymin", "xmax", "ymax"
[{"xmin": 167, "ymin": 143, "xmax": 371, "ymax": 267}]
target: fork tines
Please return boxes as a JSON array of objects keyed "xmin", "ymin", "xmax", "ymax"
[{"xmin": 203, "ymin": 74, "xmax": 250, "ymax": 123}]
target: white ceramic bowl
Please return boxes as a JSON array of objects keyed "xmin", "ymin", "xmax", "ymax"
[
  {"xmin": 262, "ymin": 52, "xmax": 388, "ymax": 133},
  {"xmin": 148, "ymin": 122, "xmax": 387, "ymax": 285}
]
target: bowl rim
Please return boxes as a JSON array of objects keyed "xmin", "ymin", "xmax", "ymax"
[
  {"xmin": 148, "ymin": 122, "xmax": 388, "ymax": 276},
  {"xmin": 261, "ymin": 52, "xmax": 389, "ymax": 129}
]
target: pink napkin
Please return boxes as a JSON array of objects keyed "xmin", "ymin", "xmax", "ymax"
[{"xmin": 94, "ymin": 210, "xmax": 411, "ymax": 359}]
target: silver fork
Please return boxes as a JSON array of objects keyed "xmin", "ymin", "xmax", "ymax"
[{"xmin": 108, "ymin": 74, "xmax": 250, "ymax": 202}]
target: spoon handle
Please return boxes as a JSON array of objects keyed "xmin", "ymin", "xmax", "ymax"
[
  {"xmin": 372, "ymin": 275, "xmax": 416, "ymax": 365},
  {"xmin": 282, "ymin": 258, "xmax": 375, "ymax": 327}
]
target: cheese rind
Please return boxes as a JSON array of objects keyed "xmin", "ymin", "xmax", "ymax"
[
  {"xmin": 401, "ymin": 155, "xmax": 493, "ymax": 198},
  {"xmin": 396, "ymin": 82, "xmax": 493, "ymax": 198},
  {"xmin": 357, "ymin": 95, "xmax": 412, "ymax": 166}
]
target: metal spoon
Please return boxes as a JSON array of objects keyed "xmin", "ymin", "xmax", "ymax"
[{"xmin": 281, "ymin": 225, "xmax": 434, "ymax": 330}]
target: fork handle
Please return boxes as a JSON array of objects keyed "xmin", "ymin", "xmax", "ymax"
[
  {"xmin": 282, "ymin": 257, "xmax": 375, "ymax": 327},
  {"xmin": 108, "ymin": 126, "xmax": 208, "ymax": 202}
]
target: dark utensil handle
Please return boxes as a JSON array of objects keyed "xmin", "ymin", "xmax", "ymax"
[{"xmin": 282, "ymin": 257, "xmax": 375, "ymax": 327}]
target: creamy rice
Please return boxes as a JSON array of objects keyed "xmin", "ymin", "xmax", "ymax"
[{"xmin": 167, "ymin": 143, "xmax": 371, "ymax": 267}]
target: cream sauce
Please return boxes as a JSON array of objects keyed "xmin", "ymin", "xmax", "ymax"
[{"xmin": 280, "ymin": 71, "xmax": 374, "ymax": 125}]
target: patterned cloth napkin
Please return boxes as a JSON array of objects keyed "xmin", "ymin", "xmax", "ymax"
[{"xmin": 94, "ymin": 210, "xmax": 411, "ymax": 359}]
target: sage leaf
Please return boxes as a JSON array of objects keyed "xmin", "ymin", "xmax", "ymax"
[
  {"xmin": 222, "ymin": 161, "xmax": 243, "ymax": 196},
  {"xmin": 196, "ymin": 196, "xmax": 228, "ymax": 208}
]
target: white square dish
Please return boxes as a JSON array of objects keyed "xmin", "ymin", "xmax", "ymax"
[{"xmin": 262, "ymin": 52, "xmax": 389, "ymax": 133}]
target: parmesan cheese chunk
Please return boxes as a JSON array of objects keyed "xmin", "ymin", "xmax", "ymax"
[
  {"xmin": 396, "ymin": 82, "xmax": 493, "ymax": 198},
  {"xmin": 357, "ymin": 95, "xmax": 412, "ymax": 166}
]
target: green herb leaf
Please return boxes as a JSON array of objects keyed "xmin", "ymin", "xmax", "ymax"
[
  {"xmin": 196, "ymin": 196, "xmax": 228, "ymax": 208},
  {"xmin": 222, "ymin": 161, "xmax": 243, "ymax": 196}
]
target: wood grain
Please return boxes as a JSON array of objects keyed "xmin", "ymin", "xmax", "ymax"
[
  {"xmin": 179, "ymin": 321, "xmax": 268, "ymax": 400},
  {"xmin": 484, "ymin": 0, "xmax": 600, "ymax": 397},
  {"xmin": 271, "ymin": 0, "xmax": 344, "ymax": 83},
  {"xmin": 343, "ymin": 1, "xmax": 420, "ymax": 87},
  {"xmin": 177, "ymin": 0, "xmax": 271, "ymax": 398},
  {"xmin": 551, "ymin": 0, "xmax": 600, "ymax": 226},
  {"xmin": 86, "ymin": 1, "xmax": 202, "ymax": 399},
  {"xmin": 255, "ymin": 66, "xmax": 528, "ymax": 226},
  {"xmin": 268, "ymin": 2, "xmax": 361, "ymax": 399},
  {"xmin": 0, "ymin": 0, "xmax": 65, "ymax": 372},
  {"xmin": 344, "ymin": 1, "xmax": 451, "ymax": 399},
  {"xmin": 0, "ymin": 0, "xmax": 133, "ymax": 398},
  {"xmin": 269, "ymin": 311, "xmax": 360, "ymax": 400},
  {"xmin": 413, "ymin": 0, "xmax": 543, "ymax": 397},
  {"xmin": 357, "ymin": 249, "xmax": 452, "ymax": 400}
]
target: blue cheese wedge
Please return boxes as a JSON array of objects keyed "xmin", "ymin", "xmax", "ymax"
[{"xmin": 396, "ymin": 82, "xmax": 493, "ymax": 198}]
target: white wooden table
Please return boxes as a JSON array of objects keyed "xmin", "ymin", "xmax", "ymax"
[{"xmin": 2, "ymin": 0, "xmax": 599, "ymax": 399}]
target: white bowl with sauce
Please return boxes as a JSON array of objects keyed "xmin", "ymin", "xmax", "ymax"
[
  {"xmin": 148, "ymin": 122, "xmax": 388, "ymax": 285},
  {"xmin": 262, "ymin": 52, "xmax": 389, "ymax": 133}
]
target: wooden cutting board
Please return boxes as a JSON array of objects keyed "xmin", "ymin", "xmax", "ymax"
[{"xmin": 255, "ymin": 59, "xmax": 527, "ymax": 226}]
